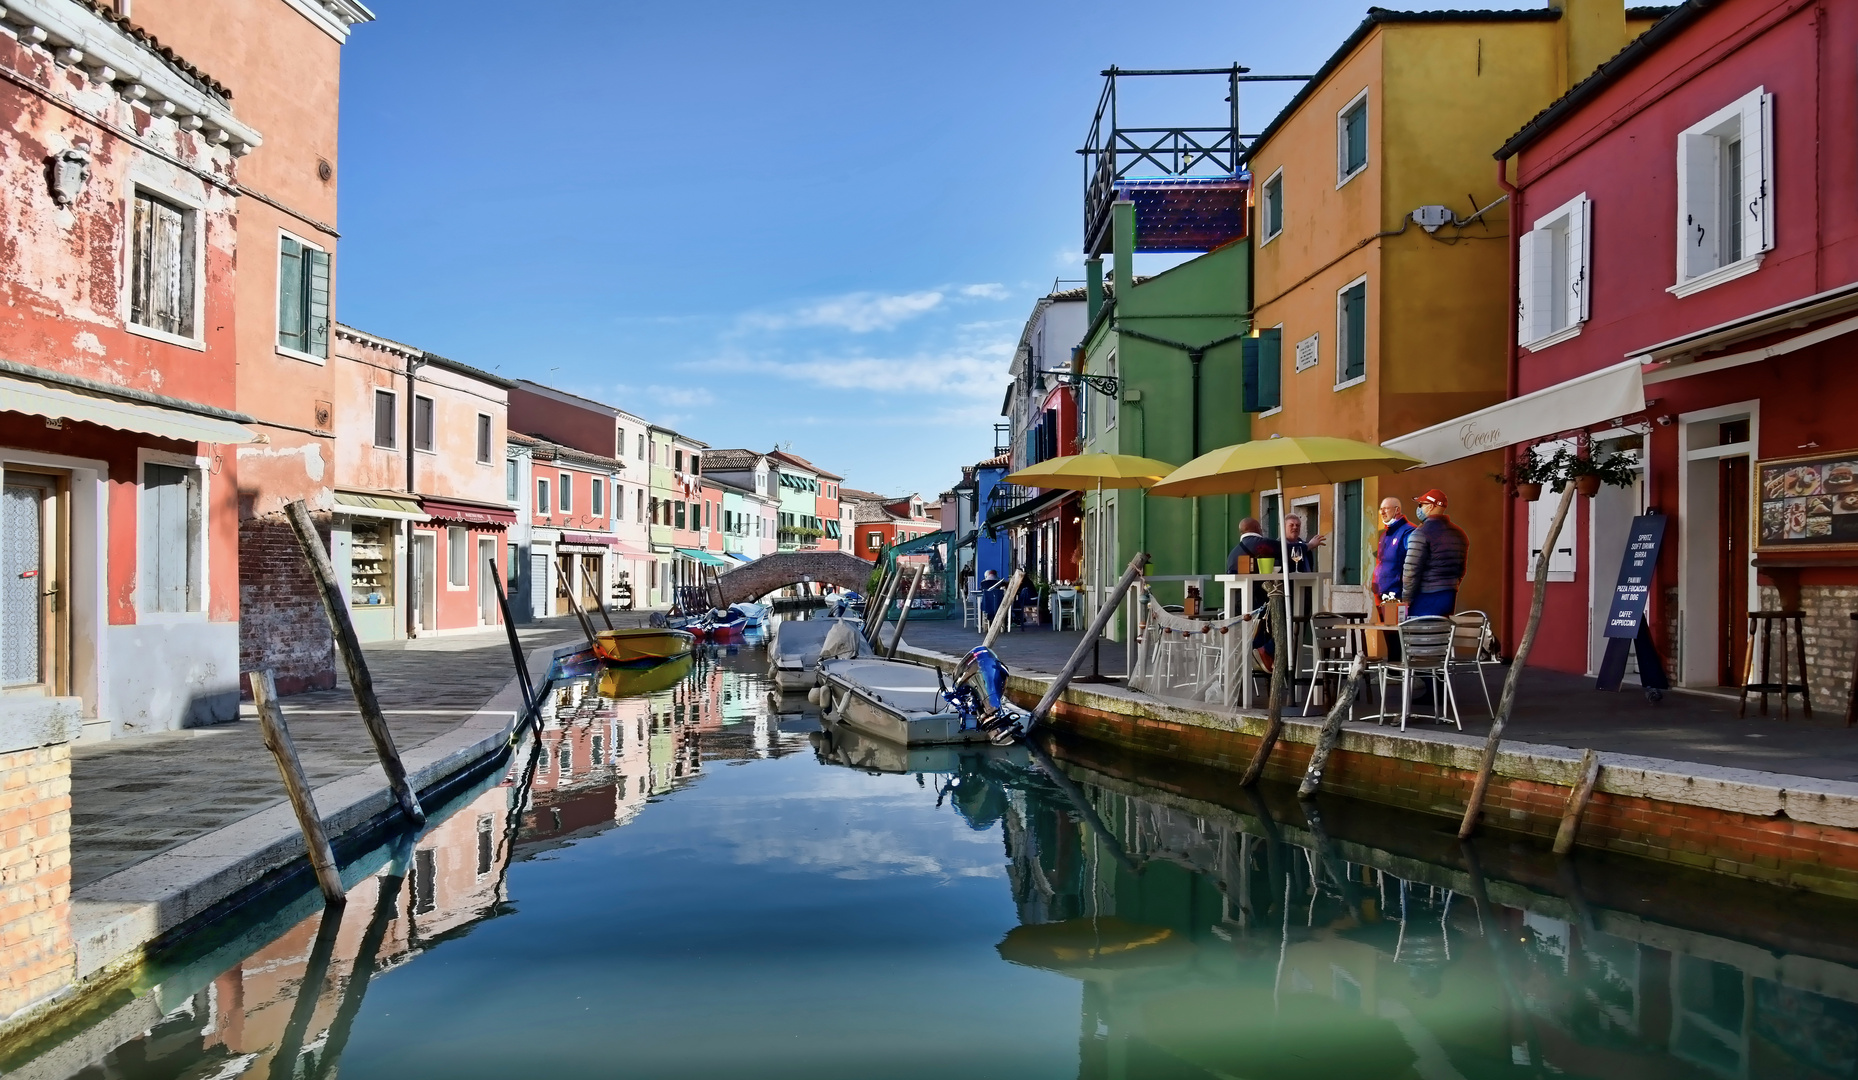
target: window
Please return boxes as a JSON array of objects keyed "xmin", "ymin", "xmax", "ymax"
[
  {"xmin": 688, "ymin": 501, "xmax": 699, "ymax": 527},
  {"xmin": 1528, "ymin": 441, "xmax": 1579, "ymax": 582},
  {"xmin": 675, "ymin": 450, "xmax": 684, "ymax": 472},
  {"xmin": 140, "ymin": 462, "xmax": 200, "ymax": 613},
  {"xmin": 559, "ymin": 739, "xmax": 572, "ymax": 778},
  {"xmin": 1518, "ymin": 194, "xmax": 1591, "ymax": 348},
  {"xmin": 614, "ymin": 483, "xmax": 623, "ymax": 520},
  {"xmin": 276, "ymin": 234, "xmax": 330, "ymax": 358},
  {"xmin": 506, "ymin": 460, "xmax": 518, "ymax": 501},
  {"xmin": 1338, "ymin": 91, "xmax": 1368, "ymax": 184},
  {"xmin": 591, "ymin": 477, "xmax": 604, "ymax": 516},
  {"xmin": 1338, "ymin": 480, "xmax": 1363, "ymax": 586},
  {"xmin": 1262, "ymin": 168, "xmax": 1284, "ymax": 241},
  {"xmin": 592, "ymin": 734, "xmax": 605, "ymax": 767},
  {"xmin": 615, "ymin": 428, "xmax": 625, "ymax": 458},
  {"xmin": 690, "ymin": 455, "xmax": 700, "ymax": 475},
  {"xmin": 373, "ymin": 389, "xmax": 397, "ymax": 448},
  {"xmin": 413, "ymin": 848, "xmax": 436, "ymax": 915},
  {"xmin": 637, "ymin": 489, "xmax": 645, "ymax": 522},
  {"xmin": 1674, "ymin": 87, "xmax": 1772, "ymax": 295},
  {"xmin": 703, "ymin": 501, "xmax": 711, "ymax": 528},
  {"xmin": 413, "ymin": 395, "xmax": 435, "ymax": 452},
  {"xmin": 867, "ymin": 531, "xmax": 882, "ymax": 551},
  {"xmin": 536, "ymin": 478, "xmax": 550, "ymax": 515},
  {"xmin": 475, "ymin": 414, "xmax": 492, "ymax": 464},
  {"xmin": 1336, "ymin": 278, "xmax": 1367, "ymax": 386},
  {"xmin": 130, "ymin": 190, "xmax": 197, "ymax": 340},
  {"xmin": 675, "ymin": 502, "xmax": 686, "ymax": 529},
  {"xmin": 558, "ymin": 472, "xmax": 572, "ymax": 513},
  {"xmin": 1242, "ymin": 328, "xmax": 1283, "ymax": 412},
  {"xmin": 447, "ymin": 526, "xmax": 468, "ymax": 587},
  {"xmin": 476, "ymin": 815, "xmax": 493, "ymax": 877}
]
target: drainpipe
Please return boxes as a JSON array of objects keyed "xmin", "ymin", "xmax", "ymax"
[
  {"xmin": 1497, "ymin": 156, "xmax": 1521, "ymax": 654},
  {"xmin": 406, "ymin": 352, "xmax": 427, "ymax": 640}
]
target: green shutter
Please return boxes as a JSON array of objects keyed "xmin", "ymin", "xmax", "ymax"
[
  {"xmin": 1260, "ymin": 328, "xmax": 1281, "ymax": 409},
  {"xmin": 1343, "ymin": 284, "xmax": 1366, "ymax": 381},
  {"xmin": 277, "ymin": 237, "xmax": 305, "ymax": 352},
  {"xmin": 307, "ymin": 247, "xmax": 331, "ymax": 359},
  {"xmin": 1242, "ymin": 338, "xmax": 1260, "ymax": 412}
]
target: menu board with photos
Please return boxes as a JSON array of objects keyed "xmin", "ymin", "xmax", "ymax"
[{"xmin": 1757, "ymin": 449, "xmax": 1858, "ymax": 550}]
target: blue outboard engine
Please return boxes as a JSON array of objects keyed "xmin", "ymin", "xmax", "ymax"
[{"xmin": 943, "ymin": 646, "xmax": 1029, "ymax": 745}]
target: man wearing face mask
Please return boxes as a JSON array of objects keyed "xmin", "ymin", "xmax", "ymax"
[
  {"xmin": 1372, "ymin": 497, "xmax": 1414, "ymax": 602},
  {"xmin": 1401, "ymin": 489, "xmax": 1468, "ymax": 618}
]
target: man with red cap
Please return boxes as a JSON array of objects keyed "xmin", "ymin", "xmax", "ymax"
[{"xmin": 1401, "ymin": 489, "xmax": 1468, "ymax": 618}]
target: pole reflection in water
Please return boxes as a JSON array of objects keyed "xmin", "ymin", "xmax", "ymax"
[{"xmin": 14, "ymin": 637, "xmax": 1858, "ymax": 1079}]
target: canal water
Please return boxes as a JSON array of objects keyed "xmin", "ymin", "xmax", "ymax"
[{"xmin": 14, "ymin": 636, "xmax": 1858, "ymax": 1079}]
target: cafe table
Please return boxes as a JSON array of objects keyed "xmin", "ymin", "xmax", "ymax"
[{"xmin": 1214, "ymin": 572, "xmax": 1326, "ymax": 709}]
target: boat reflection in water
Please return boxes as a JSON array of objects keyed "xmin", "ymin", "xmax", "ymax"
[{"xmin": 15, "ymin": 645, "xmax": 1858, "ymax": 1080}]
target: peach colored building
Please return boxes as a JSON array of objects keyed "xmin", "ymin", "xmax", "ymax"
[{"xmin": 330, "ymin": 325, "xmax": 514, "ymax": 640}]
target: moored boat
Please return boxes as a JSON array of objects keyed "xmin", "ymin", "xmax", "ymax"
[
  {"xmin": 814, "ymin": 657, "xmax": 1010, "ymax": 745},
  {"xmin": 767, "ymin": 617, "xmax": 867, "ymax": 692},
  {"xmin": 594, "ymin": 626, "xmax": 696, "ymax": 665}
]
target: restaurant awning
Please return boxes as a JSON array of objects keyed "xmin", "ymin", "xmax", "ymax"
[
  {"xmin": 561, "ymin": 531, "xmax": 617, "ymax": 547},
  {"xmin": 984, "ymin": 488, "xmax": 1072, "ymax": 532},
  {"xmin": 675, "ymin": 547, "xmax": 731, "ymax": 568},
  {"xmin": 334, "ymin": 490, "xmax": 427, "ymax": 521},
  {"xmin": 419, "ymin": 497, "xmax": 518, "ymax": 527},
  {"xmin": 726, "ymin": 552, "xmax": 754, "ymax": 563},
  {"xmin": 0, "ymin": 359, "xmax": 255, "ymax": 445},
  {"xmin": 1382, "ymin": 358, "xmax": 1645, "ymax": 467}
]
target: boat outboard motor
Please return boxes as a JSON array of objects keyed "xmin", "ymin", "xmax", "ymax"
[{"xmin": 944, "ymin": 646, "xmax": 1028, "ymax": 745}]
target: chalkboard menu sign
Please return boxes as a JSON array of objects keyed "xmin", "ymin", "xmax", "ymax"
[
  {"xmin": 1757, "ymin": 449, "xmax": 1858, "ymax": 551},
  {"xmin": 1603, "ymin": 514, "xmax": 1666, "ymax": 639}
]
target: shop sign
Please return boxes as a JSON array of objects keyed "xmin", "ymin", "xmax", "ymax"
[{"xmin": 1756, "ymin": 448, "xmax": 1858, "ymax": 550}]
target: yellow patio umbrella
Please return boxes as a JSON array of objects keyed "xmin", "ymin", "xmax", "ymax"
[
  {"xmin": 1148, "ymin": 435, "xmax": 1422, "ymax": 616},
  {"xmin": 1004, "ymin": 453, "xmax": 1175, "ymax": 636}
]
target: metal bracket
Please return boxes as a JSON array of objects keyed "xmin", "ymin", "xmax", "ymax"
[{"xmin": 1037, "ymin": 370, "xmax": 1120, "ymax": 397}]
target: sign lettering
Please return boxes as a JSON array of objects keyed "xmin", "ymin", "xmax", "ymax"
[
  {"xmin": 1295, "ymin": 333, "xmax": 1319, "ymax": 372},
  {"xmin": 1602, "ymin": 514, "xmax": 1667, "ymax": 639}
]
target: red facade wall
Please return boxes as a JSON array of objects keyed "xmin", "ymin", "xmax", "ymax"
[{"xmin": 509, "ymin": 387, "xmax": 616, "ymax": 457}]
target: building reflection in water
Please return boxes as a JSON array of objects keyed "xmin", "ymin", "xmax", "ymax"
[{"xmin": 18, "ymin": 649, "xmax": 786, "ymax": 1080}]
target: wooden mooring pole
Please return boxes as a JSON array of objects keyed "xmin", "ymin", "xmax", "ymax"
[
  {"xmin": 1297, "ymin": 654, "xmax": 1367, "ymax": 798},
  {"xmin": 980, "ymin": 568, "xmax": 1023, "ymax": 648},
  {"xmin": 1025, "ymin": 553, "xmax": 1149, "ymax": 731},
  {"xmin": 250, "ymin": 669, "xmax": 345, "ymax": 908},
  {"xmin": 1552, "ymin": 748, "xmax": 1603, "ymax": 856},
  {"xmin": 864, "ymin": 566, "xmax": 901, "ymax": 648},
  {"xmin": 486, "ymin": 559, "xmax": 534, "ymax": 715},
  {"xmin": 553, "ymin": 559, "xmax": 599, "ymax": 648},
  {"xmin": 885, "ymin": 567, "xmax": 925, "ymax": 659},
  {"xmin": 284, "ymin": 500, "xmax": 425, "ymax": 827},
  {"xmin": 1239, "ymin": 587, "xmax": 1290, "ymax": 787}
]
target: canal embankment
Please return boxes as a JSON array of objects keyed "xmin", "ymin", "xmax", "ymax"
[
  {"xmin": 894, "ymin": 621, "xmax": 1858, "ymax": 900},
  {"xmin": 3, "ymin": 616, "xmax": 611, "ymax": 1041}
]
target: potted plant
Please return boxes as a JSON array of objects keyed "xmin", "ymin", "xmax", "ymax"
[
  {"xmin": 1497, "ymin": 446, "xmax": 1554, "ymax": 501},
  {"xmin": 1560, "ymin": 449, "xmax": 1638, "ymax": 497}
]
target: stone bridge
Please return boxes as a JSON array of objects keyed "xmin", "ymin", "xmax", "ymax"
[{"xmin": 714, "ymin": 550, "xmax": 875, "ymax": 605}]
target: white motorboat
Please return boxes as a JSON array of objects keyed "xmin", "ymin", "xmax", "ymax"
[
  {"xmin": 813, "ymin": 657, "xmax": 993, "ymax": 745},
  {"xmin": 766, "ymin": 617, "xmax": 867, "ymax": 692}
]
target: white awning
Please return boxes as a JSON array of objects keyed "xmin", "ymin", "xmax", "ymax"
[
  {"xmin": 0, "ymin": 368, "xmax": 255, "ymax": 445},
  {"xmin": 1383, "ymin": 358, "xmax": 1645, "ymax": 466}
]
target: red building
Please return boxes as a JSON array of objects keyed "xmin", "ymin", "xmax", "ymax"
[
  {"xmin": 845, "ymin": 490, "xmax": 940, "ymax": 556},
  {"xmin": 1390, "ymin": 0, "xmax": 1858, "ymax": 707}
]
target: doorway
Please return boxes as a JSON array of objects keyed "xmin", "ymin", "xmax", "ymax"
[
  {"xmin": 412, "ymin": 532, "xmax": 437, "ymax": 634},
  {"xmin": 1587, "ymin": 430, "xmax": 1647, "ymax": 675},
  {"xmin": 555, "ymin": 552, "xmax": 575, "ymax": 615},
  {"xmin": 580, "ymin": 554, "xmax": 603, "ymax": 613},
  {"xmin": 1677, "ymin": 405, "xmax": 1757, "ymax": 688},
  {"xmin": 478, "ymin": 537, "xmax": 498, "ymax": 626},
  {"xmin": 2, "ymin": 472, "xmax": 65, "ymax": 694}
]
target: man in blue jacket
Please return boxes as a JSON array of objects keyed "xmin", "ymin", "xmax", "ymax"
[
  {"xmin": 1373, "ymin": 497, "xmax": 1414, "ymax": 601},
  {"xmin": 1402, "ymin": 489, "xmax": 1469, "ymax": 618}
]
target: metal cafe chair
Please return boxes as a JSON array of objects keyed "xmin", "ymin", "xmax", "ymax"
[
  {"xmin": 1052, "ymin": 586, "xmax": 1081, "ymax": 631},
  {"xmin": 1447, "ymin": 611, "xmax": 1500, "ymax": 719},
  {"xmin": 1375, "ymin": 616, "xmax": 1459, "ymax": 732},
  {"xmin": 1302, "ymin": 613, "xmax": 1357, "ymax": 716}
]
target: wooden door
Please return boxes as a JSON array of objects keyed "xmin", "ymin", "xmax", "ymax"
[
  {"xmin": 413, "ymin": 533, "xmax": 437, "ymax": 633},
  {"xmin": 580, "ymin": 554, "xmax": 602, "ymax": 611},
  {"xmin": 555, "ymin": 553, "xmax": 575, "ymax": 615},
  {"xmin": 1719, "ymin": 456, "xmax": 1750, "ymax": 685}
]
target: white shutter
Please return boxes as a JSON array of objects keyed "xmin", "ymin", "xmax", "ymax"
[
  {"xmin": 1678, "ymin": 132, "xmax": 1717, "ymax": 281},
  {"xmin": 1570, "ymin": 196, "xmax": 1591, "ymax": 322},
  {"xmin": 1742, "ymin": 89, "xmax": 1773, "ymax": 253},
  {"xmin": 1517, "ymin": 228, "xmax": 1538, "ymax": 346}
]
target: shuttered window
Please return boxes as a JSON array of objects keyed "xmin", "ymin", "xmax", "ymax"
[
  {"xmin": 1517, "ymin": 194, "xmax": 1591, "ymax": 348},
  {"xmin": 414, "ymin": 396, "xmax": 435, "ymax": 452},
  {"xmin": 1338, "ymin": 480, "xmax": 1363, "ymax": 586},
  {"xmin": 277, "ymin": 235, "xmax": 331, "ymax": 358},
  {"xmin": 1242, "ymin": 328, "xmax": 1282, "ymax": 412},
  {"xmin": 140, "ymin": 463, "xmax": 200, "ymax": 613},
  {"xmin": 476, "ymin": 414, "xmax": 492, "ymax": 464},
  {"xmin": 1338, "ymin": 92, "xmax": 1369, "ymax": 183},
  {"xmin": 373, "ymin": 389, "xmax": 397, "ymax": 448},
  {"xmin": 1262, "ymin": 170, "xmax": 1284, "ymax": 240},
  {"xmin": 592, "ymin": 478, "xmax": 604, "ymax": 516},
  {"xmin": 1673, "ymin": 87, "xmax": 1773, "ymax": 294},
  {"xmin": 130, "ymin": 191, "xmax": 196, "ymax": 339},
  {"xmin": 447, "ymin": 527, "xmax": 468, "ymax": 587},
  {"xmin": 1337, "ymin": 279, "xmax": 1367, "ymax": 385}
]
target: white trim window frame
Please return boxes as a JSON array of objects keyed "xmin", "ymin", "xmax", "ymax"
[
  {"xmin": 535, "ymin": 477, "xmax": 550, "ymax": 516},
  {"xmin": 1334, "ymin": 275, "xmax": 1368, "ymax": 390},
  {"xmin": 413, "ymin": 395, "xmax": 435, "ymax": 454},
  {"xmin": 1336, "ymin": 88, "xmax": 1370, "ymax": 188},
  {"xmin": 446, "ymin": 525, "xmax": 469, "ymax": 589},
  {"xmin": 275, "ymin": 229, "xmax": 332, "ymax": 364},
  {"xmin": 592, "ymin": 477, "xmax": 604, "ymax": 517},
  {"xmin": 1518, "ymin": 193, "xmax": 1592, "ymax": 351},
  {"xmin": 1260, "ymin": 167, "xmax": 1285, "ymax": 245},
  {"xmin": 558, "ymin": 472, "xmax": 572, "ymax": 514},
  {"xmin": 136, "ymin": 447, "xmax": 209, "ymax": 619},
  {"xmin": 124, "ymin": 183, "xmax": 206, "ymax": 351},
  {"xmin": 1671, "ymin": 87, "xmax": 1773, "ymax": 298}
]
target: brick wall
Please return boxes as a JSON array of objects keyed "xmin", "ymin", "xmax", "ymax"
[
  {"xmin": 239, "ymin": 514, "xmax": 336, "ymax": 697},
  {"xmin": 1756, "ymin": 584, "xmax": 1857, "ymax": 713},
  {"xmin": 0, "ymin": 744, "xmax": 72, "ymax": 1021}
]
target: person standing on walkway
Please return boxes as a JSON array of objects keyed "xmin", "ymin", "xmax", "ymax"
[
  {"xmin": 1401, "ymin": 489, "xmax": 1468, "ymax": 617},
  {"xmin": 1228, "ymin": 518, "xmax": 1282, "ymax": 669},
  {"xmin": 1373, "ymin": 497, "xmax": 1415, "ymax": 601},
  {"xmin": 979, "ymin": 569, "xmax": 1006, "ymax": 624}
]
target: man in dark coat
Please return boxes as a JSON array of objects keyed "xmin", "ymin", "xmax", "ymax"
[
  {"xmin": 1402, "ymin": 489, "xmax": 1469, "ymax": 618},
  {"xmin": 1373, "ymin": 497, "xmax": 1415, "ymax": 601}
]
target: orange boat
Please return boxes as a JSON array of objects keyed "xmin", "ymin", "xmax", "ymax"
[{"xmin": 593, "ymin": 627, "xmax": 695, "ymax": 665}]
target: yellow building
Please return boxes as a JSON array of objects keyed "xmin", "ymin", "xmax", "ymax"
[{"xmin": 1241, "ymin": 3, "xmax": 1661, "ymax": 619}]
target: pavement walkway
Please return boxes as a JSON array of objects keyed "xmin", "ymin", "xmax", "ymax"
[
  {"xmin": 68, "ymin": 614, "xmax": 638, "ymax": 889},
  {"xmin": 896, "ymin": 617, "xmax": 1858, "ymax": 785}
]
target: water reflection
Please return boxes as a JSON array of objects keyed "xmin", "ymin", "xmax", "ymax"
[{"xmin": 12, "ymin": 644, "xmax": 1858, "ymax": 1079}]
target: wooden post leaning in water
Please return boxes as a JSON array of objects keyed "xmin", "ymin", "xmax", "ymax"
[
  {"xmin": 250, "ymin": 669, "xmax": 346, "ymax": 907},
  {"xmin": 553, "ymin": 559, "xmax": 599, "ymax": 648},
  {"xmin": 283, "ymin": 500, "xmax": 426, "ymax": 827},
  {"xmin": 1297, "ymin": 654, "xmax": 1367, "ymax": 798},
  {"xmin": 885, "ymin": 567, "xmax": 925, "ymax": 659},
  {"xmin": 1460, "ymin": 480, "xmax": 1578, "ymax": 839},
  {"xmin": 864, "ymin": 566, "xmax": 900, "ymax": 647},
  {"xmin": 486, "ymin": 559, "xmax": 534, "ymax": 715},
  {"xmin": 981, "ymin": 568, "xmax": 1024, "ymax": 649},
  {"xmin": 1026, "ymin": 552, "xmax": 1149, "ymax": 731},
  {"xmin": 1239, "ymin": 586, "xmax": 1290, "ymax": 787},
  {"xmin": 1552, "ymin": 748, "xmax": 1603, "ymax": 856}
]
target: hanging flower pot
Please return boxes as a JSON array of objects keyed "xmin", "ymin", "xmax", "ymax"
[
  {"xmin": 1516, "ymin": 482, "xmax": 1543, "ymax": 502},
  {"xmin": 1574, "ymin": 474, "xmax": 1602, "ymax": 498}
]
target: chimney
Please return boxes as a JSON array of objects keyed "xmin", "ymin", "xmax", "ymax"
[{"xmin": 1562, "ymin": 0, "xmax": 1628, "ymax": 89}]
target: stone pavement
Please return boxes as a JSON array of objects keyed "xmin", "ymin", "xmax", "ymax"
[
  {"xmin": 68, "ymin": 614, "xmax": 641, "ymax": 890},
  {"xmin": 897, "ymin": 618, "xmax": 1858, "ymax": 785}
]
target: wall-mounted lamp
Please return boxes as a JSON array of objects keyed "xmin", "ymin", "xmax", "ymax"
[{"xmin": 1034, "ymin": 369, "xmax": 1120, "ymax": 396}]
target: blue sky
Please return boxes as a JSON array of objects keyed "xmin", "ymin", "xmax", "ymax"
[{"xmin": 336, "ymin": 0, "xmax": 1523, "ymax": 497}]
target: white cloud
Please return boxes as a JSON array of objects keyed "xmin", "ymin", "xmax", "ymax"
[
  {"xmin": 697, "ymin": 344, "xmax": 1011, "ymax": 401},
  {"xmin": 958, "ymin": 283, "xmax": 1010, "ymax": 301},
  {"xmin": 647, "ymin": 385, "xmax": 715, "ymax": 407},
  {"xmin": 746, "ymin": 290, "xmax": 946, "ymax": 334}
]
